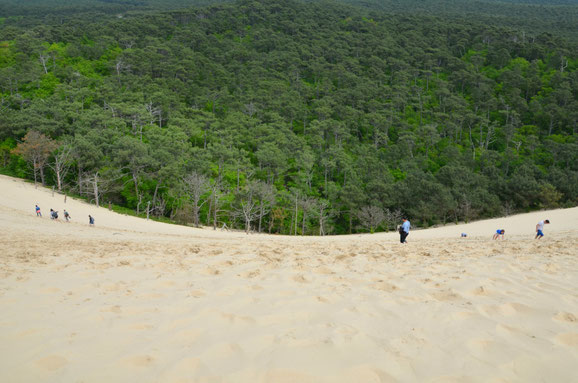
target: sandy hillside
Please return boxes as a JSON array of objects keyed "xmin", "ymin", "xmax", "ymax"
[{"xmin": 0, "ymin": 175, "xmax": 577, "ymax": 383}]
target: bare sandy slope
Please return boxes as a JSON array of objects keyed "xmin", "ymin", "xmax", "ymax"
[{"xmin": 0, "ymin": 175, "xmax": 577, "ymax": 382}]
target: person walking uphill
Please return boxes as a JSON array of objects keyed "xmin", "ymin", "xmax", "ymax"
[
  {"xmin": 399, "ymin": 218, "xmax": 410, "ymax": 244},
  {"xmin": 35, "ymin": 204, "xmax": 41, "ymax": 217},
  {"xmin": 535, "ymin": 219, "xmax": 550, "ymax": 239}
]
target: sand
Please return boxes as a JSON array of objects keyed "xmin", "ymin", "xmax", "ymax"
[{"xmin": 0, "ymin": 174, "xmax": 577, "ymax": 382}]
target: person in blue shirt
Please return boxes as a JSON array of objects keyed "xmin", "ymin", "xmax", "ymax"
[
  {"xmin": 492, "ymin": 229, "xmax": 505, "ymax": 240},
  {"xmin": 400, "ymin": 218, "xmax": 410, "ymax": 244}
]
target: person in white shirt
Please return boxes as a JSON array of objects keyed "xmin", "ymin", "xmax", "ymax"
[{"xmin": 535, "ymin": 219, "xmax": 550, "ymax": 239}]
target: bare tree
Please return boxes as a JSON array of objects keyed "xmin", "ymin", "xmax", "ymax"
[
  {"xmin": 80, "ymin": 169, "xmax": 121, "ymax": 208},
  {"xmin": 300, "ymin": 197, "xmax": 316, "ymax": 235},
  {"xmin": 48, "ymin": 142, "xmax": 73, "ymax": 192},
  {"xmin": 209, "ymin": 180, "xmax": 228, "ymax": 230},
  {"xmin": 114, "ymin": 58, "xmax": 130, "ymax": 85},
  {"xmin": 254, "ymin": 181, "xmax": 276, "ymax": 233},
  {"xmin": 145, "ymin": 101, "xmax": 163, "ymax": 127},
  {"xmin": 183, "ymin": 171, "xmax": 209, "ymax": 227},
  {"xmin": 242, "ymin": 102, "xmax": 258, "ymax": 118},
  {"xmin": 39, "ymin": 53, "xmax": 49, "ymax": 74},
  {"xmin": 290, "ymin": 189, "xmax": 300, "ymax": 235},
  {"xmin": 315, "ymin": 199, "xmax": 332, "ymax": 236},
  {"xmin": 357, "ymin": 205, "xmax": 385, "ymax": 233},
  {"xmin": 384, "ymin": 208, "xmax": 402, "ymax": 232},
  {"xmin": 233, "ymin": 184, "xmax": 260, "ymax": 234},
  {"xmin": 12, "ymin": 131, "xmax": 56, "ymax": 187}
]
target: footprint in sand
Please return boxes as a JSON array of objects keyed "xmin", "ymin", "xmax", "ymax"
[
  {"xmin": 314, "ymin": 266, "xmax": 334, "ymax": 275},
  {"xmin": 553, "ymin": 311, "xmax": 577, "ymax": 323},
  {"xmin": 479, "ymin": 302, "xmax": 534, "ymax": 317},
  {"xmin": 293, "ymin": 274, "xmax": 309, "ymax": 283},
  {"xmin": 430, "ymin": 289, "xmax": 462, "ymax": 302},
  {"xmin": 451, "ymin": 311, "xmax": 477, "ymax": 321},
  {"xmin": 499, "ymin": 302, "xmax": 535, "ymax": 316},
  {"xmin": 190, "ymin": 289, "xmax": 206, "ymax": 298},
  {"xmin": 100, "ymin": 305, "xmax": 122, "ymax": 314},
  {"xmin": 372, "ymin": 281, "xmax": 398, "ymax": 293},
  {"xmin": 251, "ymin": 284, "xmax": 264, "ymax": 290},
  {"xmin": 157, "ymin": 280, "xmax": 177, "ymax": 288},
  {"xmin": 239, "ymin": 270, "xmax": 260, "ymax": 278},
  {"xmin": 220, "ymin": 312, "xmax": 256, "ymax": 325},
  {"xmin": 130, "ymin": 323, "xmax": 154, "ymax": 330},
  {"xmin": 467, "ymin": 285, "xmax": 491, "ymax": 296},
  {"xmin": 495, "ymin": 323, "xmax": 528, "ymax": 337},
  {"xmin": 35, "ymin": 355, "xmax": 68, "ymax": 371},
  {"xmin": 202, "ymin": 267, "xmax": 220, "ymax": 276},
  {"xmin": 555, "ymin": 332, "xmax": 578, "ymax": 347}
]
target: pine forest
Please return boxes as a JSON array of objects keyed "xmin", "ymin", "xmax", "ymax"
[{"xmin": 0, "ymin": 0, "xmax": 576, "ymax": 235}]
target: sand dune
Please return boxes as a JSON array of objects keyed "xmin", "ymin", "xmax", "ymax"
[{"xmin": 0, "ymin": 175, "xmax": 577, "ymax": 382}]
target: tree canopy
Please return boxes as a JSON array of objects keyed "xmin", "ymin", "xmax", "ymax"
[{"xmin": 0, "ymin": 0, "xmax": 576, "ymax": 234}]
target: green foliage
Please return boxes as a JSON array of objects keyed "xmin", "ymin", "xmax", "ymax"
[{"xmin": 0, "ymin": 0, "xmax": 576, "ymax": 234}]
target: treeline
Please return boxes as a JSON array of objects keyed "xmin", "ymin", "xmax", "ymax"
[
  {"xmin": 0, "ymin": 0, "xmax": 576, "ymax": 235},
  {"xmin": 0, "ymin": 0, "xmax": 227, "ymax": 19},
  {"xmin": 341, "ymin": 0, "xmax": 578, "ymax": 39}
]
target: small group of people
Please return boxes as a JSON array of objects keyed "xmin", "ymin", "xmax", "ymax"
[
  {"xmin": 35, "ymin": 204, "xmax": 94, "ymax": 226},
  {"xmin": 48, "ymin": 208, "xmax": 71, "ymax": 222},
  {"xmin": 492, "ymin": 219, "xmax": 550, "ymax": 240},
  {"xmin": 398, "ymin": 216, "xmax": 551, "ymax": 244}
]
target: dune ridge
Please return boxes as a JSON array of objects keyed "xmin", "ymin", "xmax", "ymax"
[{"xmin": 0, "ymin": 175, "xmax": 577, "ymax": 382}]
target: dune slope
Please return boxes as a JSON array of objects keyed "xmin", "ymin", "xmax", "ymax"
[{"xmin": 0, "ymin": 175, "xmax": 577, "ymax": 382}]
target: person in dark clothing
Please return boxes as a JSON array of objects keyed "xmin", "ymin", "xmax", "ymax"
[{"xmin": 89, "ymin": 215, "xmax": 95, "ymax": 226}]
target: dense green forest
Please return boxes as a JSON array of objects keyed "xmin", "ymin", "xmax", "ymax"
[{"xmin": 0, "ymin": 0, "xmax": 576, "ymax": 234}]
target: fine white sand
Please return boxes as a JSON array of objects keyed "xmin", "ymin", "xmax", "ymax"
[{"xmin": 0, "ymin": 175, "xmax": 577, "ymax": 382}]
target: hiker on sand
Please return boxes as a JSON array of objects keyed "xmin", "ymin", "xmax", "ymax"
[
  {"xmin": 64, "ymin": 210, "xmax": 71, "ymax": 222},
  {"xmin": 89, "ymin": 215, "xmax": 95, "ymax": 226},
  {"xmin": 35, "ymin": 204, "xmax": 42, "ymax": 217},
  {"xmin": 399, "ymin": 218, "xmax": 410, "ymax": 244},
  {"xmin": 50, "ymin": 209, "xmax": 59, "ymax": 220},
  {"xmin": 535, "ymin": 219, "xmax": 550, "ymax": 239},
  {"xmin": 493, "ymin": 229, "xmax": 505, "ymax": 240}
]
